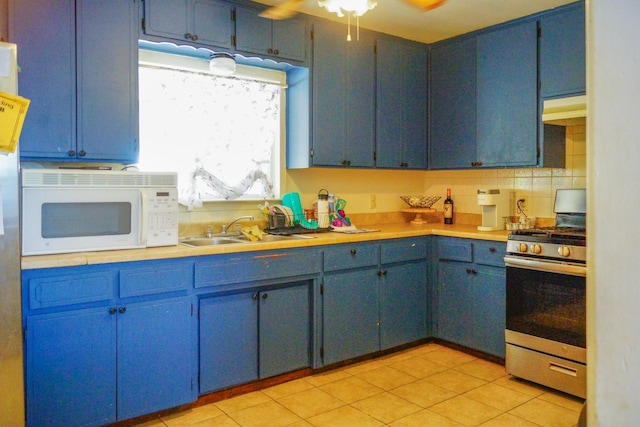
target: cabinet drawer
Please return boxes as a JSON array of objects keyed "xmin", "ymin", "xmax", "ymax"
[
  {"xmin": 120, "ymin": 260, "xmax": 193, "ymax": 298},
  {"xmin": 473, "ymin": 241, "xmax": 506, "ymax": 267},
  {"xmin": 323, "ymin": 242, "xmax": 380, "ymax": 272},
  {"xmin": 27, "ymin": 271, "xmax": 116, "ymax": 310},
  {"xmin": 381, "ymin": 238, "xmax": 427, "ymax": 264},
  {"xmin": 195, "ymin": 249, "xmax": 322, "ymax": 288},
  {"xmin": 437, "ymin": 238, "xmax": 472, "ymax": 262}
]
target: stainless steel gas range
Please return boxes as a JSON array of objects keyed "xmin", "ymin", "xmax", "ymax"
[{"xmin": 504, "ymin": 189, "xmax": 586, "ymax": 399}]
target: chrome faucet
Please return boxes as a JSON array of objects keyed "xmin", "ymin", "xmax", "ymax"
[{"xmin": 221, "ymin": 215, "xmax": 254, "ymax": 233}]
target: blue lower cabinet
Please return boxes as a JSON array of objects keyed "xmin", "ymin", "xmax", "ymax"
[
  {"xmin": 27, "ymin": 307, "xmax": 117, "ymax": 427},
  {"xmin": 117, "ymin": 297, "xmax": 196, "ymax": 420},
  {"xmin": 322, "ymin": 268, "xmax": 380, "ymax": 365},
  {"xmin": 436, "ymin": 237, "xmax": 506, "ymax": 358},
  {"xmin": 199, "ymin": 292, "xmax": 259, "ymax": 393},
  {"xmin": 199, "ymin": 281, "xmax": 311, "ymax": 393},
  {"xmin": 25, "ymin": 296, "xmax": 196, "ymax": 427},
  {"xmin": 380, "ymin": 261, "xmax": 428, "ymax": 350}
]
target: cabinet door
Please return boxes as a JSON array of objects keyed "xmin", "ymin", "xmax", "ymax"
[
  {"xmin": 272, "ymin": 19, "xmax": 307, "ymax": 62},
  {"xmin": 540, "ymin": 3, "xmax": 586, "ymax": 98},
  {"xmin": 235, "ymin": 6, "xmax": 272, "ymax": 57},
  {"xmin": 77, "ymin": 0, "xmax": 139, "ymax": 162},
  {"xmin": 476, "ymin": 21, "xmax": 538, "ymax": 167},
  {"xmin": 260, "ymin": 283, "xmax": 311, "ymax": 378},
  {"xmin": 429, "ymin": 37, "xmax": 477, "ymax": 169},
  {"xmin": 437, "ymin": 261, "xmax": 471, "ymax": 346},
  {"xmin": 143, "ymin": 0, "xmax": 190, "ymax": 41},
  {"xmin": 11, "ymin": 0, "xmax": 76, "ymax": 160},
  {"xmin": 323, "ymin": 268, "xmax": 379, "ymax": 365},
  {"xmin": 312, "ymin": 20, "xmax": 375, "ymax": 167},
  {"xmin": 117, "ymin": 297, "xmax": 196, "ymax": 420},
  {"xmin": 380, "ymin": 261, "xmax": 427, "ymax": 349},
  {"xmin": 26, "ymin": 308, "xmax": 117, "ymax": 427},
  {"xmin": 376, "ymin": 37, "xmax": 428, "ymax": 169},
  {"xmin": 191, "ymin": 0, "xmax": 233, "ymax": 49},
  {"xmin": 469, "ymin": 265, "xmax": 506, "ymax": 357},
  {"xmin": 199, "ymin": 293, "xmax": 258, "ymax": 393}
]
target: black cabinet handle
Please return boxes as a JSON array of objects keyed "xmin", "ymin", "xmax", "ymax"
[
  {"xmin": 489, "ymin": 247, "xmax": 496, "ymax": 252},
  {"xmin": 252, "ymin": 293, "xmax": 258, "ymax": 300},
  {"xmin": 118, "ymin": 306, "xmax": 126, "ymax": 314},
  {"xmin": 78, "ymin": 150, "xmax": 86, "ymax": 157},
  {"xmin": 185, "ymin": 33, "xmax": 192, "ymax": 40},
  {"xmin": 466, "ymin": 268, "xmax": 478, "ymax": 275},
  {"xmin": 68, "ymin": 150, "xmax": 76, "ymax": 157},
  {"xmin": 273, "ymin": 49, "xmax": 279, "ymax": 55},
  {"xmin": 268, "ymin": 48, "xmax": 274, "ymax": 54},
  {"xmin": 192, "ymin": 34, "xmax": 199, "ymax": 41},
  {"xmin": 341, "ymin": 159, "xmax": 351, "ymax": 166},
  {"xmin": 350, "ymin": 249, "xmax": 357, "ymax": 255},
  {"xmin": 262, "ymin": 293, "xmax": 268, "ymax": 300},
  {"xmin": 471, "ymin": 161, "xmax": 483, "ymax": 167},
  {"xmin": 109, "ymin": 307, "xmax": 117, "ymax": 315}
]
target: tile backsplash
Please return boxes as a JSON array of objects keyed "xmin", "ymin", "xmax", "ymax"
[
  {"xmin": 180, "ymin": 125, "xmax": 586, "ymax": 225},
  {"xmin": 423, "ymin": 124, "xmax": 586, "ymax": 220}
]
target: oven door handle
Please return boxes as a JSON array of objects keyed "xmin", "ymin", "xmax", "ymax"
[{"xmin": 504, "ymin": 255, "xmax": 587, "ymax": 277}]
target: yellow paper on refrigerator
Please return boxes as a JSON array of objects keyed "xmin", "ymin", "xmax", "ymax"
[{"xmin": 0, "ymin": 91, "xmax": 30, "ymax": 154}]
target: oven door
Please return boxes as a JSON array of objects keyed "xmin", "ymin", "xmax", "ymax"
[
  {"xmin": 504, "ymin": 255, "xmax": 587, "ymax": 398},
  {"xmin": 505, "ymin": 255, "xmax": 586, "ymax": 357}
]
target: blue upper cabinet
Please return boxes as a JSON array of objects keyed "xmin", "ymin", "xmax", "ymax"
[
  {"xmin": 376, "ymin": 35, "xmax": 428, "ymax": 169},
  {"xmin": 540, "ymin": 2, "xmax": 586, "ymax": 98},
  {"xmin": 311, "ymin": 19, "xmax": 376, "ymax": 168},
  {"xmin": 142, "ymin": 0, "xmax": 234, "ymax": 49},
  {"xmin": 429, "ymin": 36, "xmax": 477, "ymax": 169},
  {"xmin": 476, "ymin": 20, "xmax": 538, "ymax": 168},
  {"xmin": 235, "ymin": 5, "xmax": 307, "ymax": 63},
  {"xmin": 12, "ymin": 0, "xmax": 139, "ymax": 163}
]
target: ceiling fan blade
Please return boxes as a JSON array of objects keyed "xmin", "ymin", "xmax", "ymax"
[
  {"xmin": 401, "ymin": 0, "xmax": 446, "ymax": 11},
  {"xmin": 259, "ymin": 0, "xmax": 303, "ymax": 20}
]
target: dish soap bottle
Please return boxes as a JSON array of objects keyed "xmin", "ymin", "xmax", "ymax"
[{"xmin": 444, "ymin": 188, "xmax": 453, "ymax": 224}]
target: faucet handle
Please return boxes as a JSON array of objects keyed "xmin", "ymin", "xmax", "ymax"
[{"xmin": 206, "ymin": 225, "xmax": 213, "ymax": 237}]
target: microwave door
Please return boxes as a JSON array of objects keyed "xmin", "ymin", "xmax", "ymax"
[{"xmin": 22, "ymin": 188, "xmax": 143, "ymax": 255}]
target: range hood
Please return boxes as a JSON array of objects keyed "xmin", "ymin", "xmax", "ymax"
[{"xmin": 542, "ymin": 95, "xmax": 587, "ymax": 125}]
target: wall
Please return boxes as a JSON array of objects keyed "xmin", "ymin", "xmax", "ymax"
[
  {"xmin": 589, "ymin": 0, "xmax": 640, "ymax": 424},
  {"xmin": 180, "ymin": 124, "xmax": 586, "ymax": 226}
]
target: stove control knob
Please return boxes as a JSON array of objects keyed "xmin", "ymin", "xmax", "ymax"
[
  {"xmin": 517, "ymin": 243, "xmax": 528, "ymax": 253},
  {"xmin": 558, "ymin": 246, "xmax": 571, "ymax": 257},
  {"xmin": 531, "ymin": 244, "xmax": 542, "ymax": 254}
]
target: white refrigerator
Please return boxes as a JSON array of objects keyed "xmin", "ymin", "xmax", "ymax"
[{"xmin": 0, "ymin": 41, "xmax": 25, "ymax": 426}]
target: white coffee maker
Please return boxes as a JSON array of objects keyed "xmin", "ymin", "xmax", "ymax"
[{"xmin": 477, "ymin": 189, "xmax": 513, "ymax": 231}]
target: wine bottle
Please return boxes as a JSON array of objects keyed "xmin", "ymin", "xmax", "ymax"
[{"xmin": 444, "ymin": 188, "xmax": 453, "ymax": 224}]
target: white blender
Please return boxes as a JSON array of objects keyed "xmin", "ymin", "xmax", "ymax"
[{"xmin": 477, "ymin": 189, "xmax": 513, "ymax": 231}]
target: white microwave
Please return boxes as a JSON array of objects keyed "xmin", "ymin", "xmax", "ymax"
[{"xmin": 21, "ymin": 169, "xmax": 179, "ymax": 256}]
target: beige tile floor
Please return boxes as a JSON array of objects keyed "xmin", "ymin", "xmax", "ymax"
[{"xmin": 134, "ymin": 343, "xmax": 584, "ymax": 427}]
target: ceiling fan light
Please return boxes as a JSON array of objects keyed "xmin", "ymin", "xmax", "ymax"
[{"xmin": 319, "ymin": 0, "xmax": 376, "ymax": 17}]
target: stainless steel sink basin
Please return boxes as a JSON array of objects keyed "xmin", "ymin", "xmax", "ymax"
[
  {"xmin": 180, "ymin": 237, "xmax": 250, "ymax": 247},
  {"xmin": 179, "ymin": 233, "xmax": 315, "ymax": 247}
]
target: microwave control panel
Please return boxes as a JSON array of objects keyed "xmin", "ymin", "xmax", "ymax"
[{"xmin": 145, "ymin": 188, "xmax": 179, "ymax": 247}]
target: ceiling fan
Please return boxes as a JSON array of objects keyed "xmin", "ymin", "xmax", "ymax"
[{"xmin": 260, "ymin": 0, "xmax": 447, "ymax": 20}]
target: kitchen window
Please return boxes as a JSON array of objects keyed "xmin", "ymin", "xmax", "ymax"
[{"xmin": 138, "ymin": 47, "xmax": 286, "ymax": 210}]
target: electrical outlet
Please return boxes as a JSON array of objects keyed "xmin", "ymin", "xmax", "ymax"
[{"xmin": 369, "ymin": 194, "xmax": 377, "ymax": 210}]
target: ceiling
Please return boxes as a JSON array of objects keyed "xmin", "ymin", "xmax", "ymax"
[{"xmin": 253, "ymin": 0, "xmax": 578, "ymax": 43}]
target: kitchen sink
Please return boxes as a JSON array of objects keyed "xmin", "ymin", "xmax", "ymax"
[
  {"xmin": 180, "ymin": 237, "xmax": 250, "ymax": 247},
  {"xmin": 179, "ymin": 233, "xmax": 315, "ymax": 247}
]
